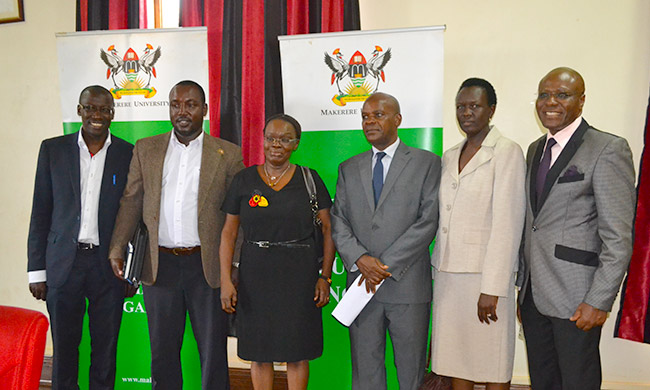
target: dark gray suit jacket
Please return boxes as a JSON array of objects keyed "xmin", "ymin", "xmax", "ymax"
[
  {"xmin": 331, "ymin": 141, "xmax": 441, "ymax": 304},
  {"xmin": 27, "ymin": 132, "xmax": 133, "ymax": 288},
  {"xmin": 517, "ymin": 119, "xmax": 636, "ymax": 318}
]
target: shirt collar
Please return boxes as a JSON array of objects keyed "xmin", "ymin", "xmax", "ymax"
[
  {"xmin": 170, "ymin": 130, "xmax": 204, "ymax": 150},
  {"xmin": 372, "ymin": 138, "xmax": 400, "ymax": 159},
  {"xmin": 77, "ymin": 127, "xmax": 112, "ymax": 152},
  {"xmin": 547, "ymin": 116, "xmax": 582, "ymax": 149}
]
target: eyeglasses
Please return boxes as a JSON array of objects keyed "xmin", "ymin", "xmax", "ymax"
[
  {"xmin": 537, "ymin": 92, "xmax": 581, "ymax": 101},
  {"xmin": 80, "ymin": 104, "xmax": 114, "ymax": 115},
  {"xmin": 264, "ymin": 136, "xmax": 298, "ymax": 147}
]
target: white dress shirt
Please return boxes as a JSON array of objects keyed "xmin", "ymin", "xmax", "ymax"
[
  {"xmin": 371, "ymin": 138, "xmax": 400, "ymax": 181},
  {"xmin": 78, "ymin": 130, "xmax": 111, "ymax": 245},
  {"xmin": 28, "ymin": 129, "xmax": 111, "ymax": 283},
  {"xmin": 543, "ymin": 116, "xmax": 582, "ymax": 167},
  {"xmin": 158, "ymin": 131, "xmax": 203, "ymax": 248}
]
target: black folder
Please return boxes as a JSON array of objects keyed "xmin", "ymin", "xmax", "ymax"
[{"xmin": 123, "ymin": 220, "xmax": 148, "ymax": 287}]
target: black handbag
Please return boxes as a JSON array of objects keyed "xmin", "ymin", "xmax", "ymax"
[
  {"xmin": 300, "ymin": 166, "xmax": 324, "ymax": 263},
  {"xmin": 123, "ymin": 220, "xmax": 148, "ymax": 287}
]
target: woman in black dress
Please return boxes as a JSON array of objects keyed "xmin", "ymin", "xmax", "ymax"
[{"xmin": 219, "ymin": 114, "xmax": 335, "ymax": 390}]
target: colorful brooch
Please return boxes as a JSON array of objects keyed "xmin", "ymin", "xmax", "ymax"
[{"xmin": 249, "ymin": 190, "xmax": 269, "ymax": 207}]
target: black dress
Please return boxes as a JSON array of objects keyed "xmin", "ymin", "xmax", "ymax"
[{"xmin": 221, "ymin": 165, "xmax": 332, "ymax": 362}]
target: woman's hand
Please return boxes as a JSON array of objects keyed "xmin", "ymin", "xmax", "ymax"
[
  {"xmin": 314, "ymin": 278, "xmax": 331, "ymax": 307},
  {"xmin": 221, "ymin": 280, "xmax": 238, "ymax": 313},
  {"xmin": 219, "ymin": 214, "xmax": 240, "ymax": 314},
  {"xmin": 477, "ymin": 293, "xmax": 499, "ymax": 324}
]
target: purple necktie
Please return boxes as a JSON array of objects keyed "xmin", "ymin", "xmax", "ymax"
[{"xmin": 536, "ymin": 137, "xmax": 557, "ymax": 201}]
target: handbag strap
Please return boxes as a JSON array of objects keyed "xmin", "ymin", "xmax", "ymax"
[{"xmin": 300, "ymin": 166, "xmax": 320, "ymax": 221}]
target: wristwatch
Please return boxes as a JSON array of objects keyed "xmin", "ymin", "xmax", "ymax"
[{"xmin": 319, "ymin": 275, "xmax": 332, "ymax": 285}]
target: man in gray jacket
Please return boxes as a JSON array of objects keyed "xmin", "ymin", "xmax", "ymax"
[
  {"xmin": 331, "ymin": 92, "xmax": 440, "ymax": 390},
  {"xmin": 518, "ymin": 67, "xmax": 636, "ymax": 390}
]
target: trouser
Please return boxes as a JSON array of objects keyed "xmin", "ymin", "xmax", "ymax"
[
  {"xmin": 143, "ymin": 250, "xmax": 230, "ymax": 390},
  {"xmin": 520, "ymin": 284, "xmax": 602, "ymax": 390},
  {"xmin": 349, "ymin": 299, "xmax": 430, "ymax": 390},
  {"xmin": 47, "ymin": 246, "xmax": 124, "ymax": 390}
]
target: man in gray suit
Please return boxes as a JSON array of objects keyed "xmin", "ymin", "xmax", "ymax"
[
  {"xmin": 331, "ymin": 92, "xmax": 440, "ymax": 390},
  {"xmin": 518, "ymin": 67, "xmax": 636, "ymax": 389}
]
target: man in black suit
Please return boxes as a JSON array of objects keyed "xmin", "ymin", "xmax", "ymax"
[{"xmin": 27, "ymin": 85, "xmax": 134, "ymax": 390}]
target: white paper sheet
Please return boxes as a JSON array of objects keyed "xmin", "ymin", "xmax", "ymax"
[{"xmin": 331, "ymin": 274, "xmax": 384, "ymax": 327}]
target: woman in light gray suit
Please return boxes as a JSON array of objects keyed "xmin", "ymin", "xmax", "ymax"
[{"xmin": 430, "ymin": 78, "xmax": 526, "ymax": 390}]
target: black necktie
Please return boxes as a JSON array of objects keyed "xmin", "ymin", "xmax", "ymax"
[
  {"xmin": 536, "ymin": 137, "xmax": 557, "ymax": 201},
  {"xmin": 373, "ymin": 152, "xmax": 386, "ymax": 206}
]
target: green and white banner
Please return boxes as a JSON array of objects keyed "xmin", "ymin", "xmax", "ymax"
[
  {"xmin": 279, "ymin": 26, "xmax": 445, "ymax": 389},
  {"xmin": 56, "ymin": 27, "xmax": 208, "ymax": 388},
  {"xmin": 57, "ymin": 27, "xmax": 209, "ymax": 143}
]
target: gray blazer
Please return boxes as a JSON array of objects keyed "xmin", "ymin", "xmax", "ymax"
[
  {"xmin": 331, "ymin": 140, "xmax": 441, "ymax": 304},
  {"xmin": 517, "ymin": 119, "xmax": 636, "ymax": 318}
]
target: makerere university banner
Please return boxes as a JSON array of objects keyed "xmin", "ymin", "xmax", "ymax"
[
  {"xmin": 279, "ymin": 26, "xmax": 445, "ymax": 389},
  {"xmin": 56, "ymin": 27, "xmax": 208, "ymax": 388}
]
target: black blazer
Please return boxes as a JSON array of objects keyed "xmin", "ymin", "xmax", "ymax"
[{"xmin": 27, "ymin": 132, "xmax": 133, "ymax": 288}]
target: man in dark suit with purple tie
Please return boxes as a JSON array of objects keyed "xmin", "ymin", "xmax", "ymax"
[{"xmin": 518, "ymin": 67, "xmax": 636, "ymax": 390}]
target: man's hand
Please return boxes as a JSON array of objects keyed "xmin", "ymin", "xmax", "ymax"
[
  {"xmin": 231, "ymin": 266, "xmax": 240, "ymax": 288},
  {"xmin": 110, "ymin": 257, "xmax": 125, "ymax": 280},
  {"xmin": 356, "ymin": 254, "xmax": 391, "ymax": 293},
  {"xmin": 220, "ymin": 280, "xmax": 237, "ymax": 314},
  {"xmin": 29, "ymin": 282, "xmax": 47, "ymax": 301},
  {"xmin": 477, "ymin": 293, "xmax": 499, "ymax": 324},
  {"xmin": 570, "ymin": 302, "xmax": 607, "ymax": 331}
]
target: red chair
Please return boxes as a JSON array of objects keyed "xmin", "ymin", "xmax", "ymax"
[{"xmin": 0, "ymin": 305, "xmax": 49, "ymax": 390}]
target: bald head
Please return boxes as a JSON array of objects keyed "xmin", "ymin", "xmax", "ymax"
[
  {"xmin": 363, "ymin": 92, "xmax": 401, "ymax": 115},
  {"xmin": 361, "ymin": 92, "xmax": 402, "ymax": 150},
  {"xmin": 536, "ymin": 67, "xmax": 586, "ymax": 134},
  {"xmin": 539, "ymin": 67, "xmax": 585, "ymax": 96}
]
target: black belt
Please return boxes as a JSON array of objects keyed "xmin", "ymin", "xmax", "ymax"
[
  {"xmin": 246, "ymin": 239, "xmax": 310, "ymax": 249},
  {"xmin": 77, "ymin": 242, "xmax": 98, "ymax": 250}
]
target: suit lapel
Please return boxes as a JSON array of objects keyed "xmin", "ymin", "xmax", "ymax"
[
  {"xmin": 537, "ymin": 119, "xmax": 589, "ymax": 213},
  {"xmin": 377, "ymin": 142, "xmax": 410, "ymax": 209},
  {"xmin": 358, "ymin": 151, "xmax": 375, "ymax": 211},
  {"xmin": 529, "ymin": 136, "xmax": 545, "ymax": 216},
  {"xmin": 459, "ymin": 128, "xmax": 500, "ymax": 179},
  {"xmin": 147, "ymin": 133, "xmax": 170, "ymax": 221},
  {"xmin": 67, "ymin": 133, "xmax": 82, "ymax": 209},
  {"xmin": 99, "ymin": 139, "xmax": 116, "ymax": 213},
  {"xmin": 198, "ymin": 135, "xmax": 223, "ymax": 213},
  {"xmin": 445, "ymin": 143, "xmax": 462, "ymax": 182}
]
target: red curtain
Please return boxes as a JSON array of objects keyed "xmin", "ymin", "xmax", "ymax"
[
  {"xmin": 180, "ymin": 0, "xmax": 360, "ymax": 166},
  {"xmin": 77, "ymin": 0, "xmax": 145, "ymax": 31},
  {"xmin": 615, "ymin": 91, "xmax": 650, "ymax": 343}
]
